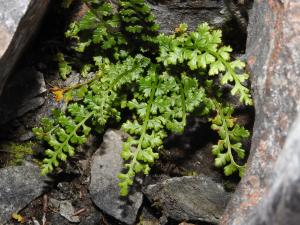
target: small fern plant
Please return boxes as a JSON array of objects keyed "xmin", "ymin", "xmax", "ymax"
[{"xmin": 33, "ymin": 0, "xmax": 252, "ymax": 196}]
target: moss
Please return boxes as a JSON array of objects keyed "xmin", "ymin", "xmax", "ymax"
[{"xmin": 2, "ymin": 142, "xmax": 35, "ymax": 166}]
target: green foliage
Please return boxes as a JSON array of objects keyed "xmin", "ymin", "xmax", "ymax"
[
  {"xmin": 34, "ymin": 55, "xmax": 150, "ymax": 174},
  {"xmin": 210, "ymin": 100, "xmax": 249, "ymax": 177},
  {"xmin": 35, "ymin": 0, "xmax": 253, "ymax": 195},
  {"xmin": 119, "ymin": 0, "xmax": 159, "ymax": 49},
  {"xmin": 156, "ymin": 22, "xmax": 252, "ymax": 105},
  {"xmin": 118, "ymin": 69, "xmax": 204, "ymax": 195},
  {"xmin": 56, "ymin": 53, "xmax": 72, "ymax": 80}
]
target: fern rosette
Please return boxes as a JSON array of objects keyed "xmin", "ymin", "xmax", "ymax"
[{"xmin": 34, "ymin": 0, "xmax": 253, "ymax": 196}]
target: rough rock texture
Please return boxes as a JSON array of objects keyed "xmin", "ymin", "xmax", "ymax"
[
  {"xmin": 147, "ymin": 0, "xmax": 231, "ymax": 34},
  {"xmin": 89, "ymin": 129, "xmax": 143, "ymax": 225},
  {"xmin": 0, "ymin": 0, "xmax": 50, "ymax": 95},
  {"xmin": 59, "ymin": 200, "xmax": 80, "ymax": 223},
  {"xmin": 0, "ymin": 163, "xmax": 47, "ymax": 224},
  {"xmin": 220, "ymin": 1, "xmax": 300, "ymax": 224},
  {"xmin": 243, "ymin": 114, "xmax": 300, "ymax": 224},
  {"xmin": 144, "ymin": 176, "xmax": 231, "ymax": 224},
  {"xmin": 0, "ymin": 68, "xmax": 46, "ymax": 125}
]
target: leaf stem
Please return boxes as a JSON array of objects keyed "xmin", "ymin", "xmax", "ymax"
[
  {"xmin": 177, "ymin": 77, "xmax": 186, "ymax": 127},
  {"xmin": 123, "ymin": 74, "xmax": 157, "ymax": 185}
]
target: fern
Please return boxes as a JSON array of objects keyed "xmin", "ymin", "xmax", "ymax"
[
  {"xmin": 118, "ymin": 68, "xmax": 204, "ymax": 195},
  {"xmin": 33, "ymin": 55, "xmax": 150, "ymax": 174},
  {"xmin": 119, "ymin": 0, "xmax": 159, "ymax": 49},
  {"xmin": 210, "ymin": 99, "xmax": 249, "ymax": 177},
  {"xmin": 34, "ymin": 0, "xmax": 253, "ymax": 196},
  {"xmin": 156, "ymin": 23, "xmax": 252, "ymax": 105}
]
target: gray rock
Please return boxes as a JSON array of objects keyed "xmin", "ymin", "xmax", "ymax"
[
  {"xmin": 79, "ymin": 207, "xmax": 103, "ymax": 225},
  {"xmin": 147, "ymin": 0, "xmax": 231, "ymax": 34},
  {"xmin": 0, "ymin": 68, "xmax": 46, "ymax": 125},
  {"xmin": 0, "ymin": 163, "xmax": 47, "ymax": 224},
  {"xmin": 0, "ymin": 0, "xmax": 50, "ymax": 95},
  {"xmin": 220, "ymin": 1, "xmax": 300, "ymax": 224},
  {"xmin": 49, "ymin": 198, "xmax": 81, "ymax": 223},
  {"xmin": 59, "ymin": 200, "xmax": 80, "ymax": 223},
  {"xmin": 89, "ymin": 129, "xmax": 143, "ymax": 225},
  {"xmin": 144, "ymin": 176, "xmax": 231, "ymax": 224}
]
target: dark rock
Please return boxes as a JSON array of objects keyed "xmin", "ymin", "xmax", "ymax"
[
  {"xmin": 0, "ymin": 163, "xmax": 47, "ymax": 224},
  {"xmin": 0, "ymin": 0, "xmax": 50, "ymax": 95},
  {"xmin": 51, "ymin": 182, "xmax": 78, "ymax": 201},
  {"xmin": 47, "ymin": 213, "xmax": 70, "ymax": 225},
  {"xmin": 0, "ymin": 68, "xmax": 46, "ymax": 125},
  {"xmin": 89, "ymin": 129, "xmax": 143, "ymax": 225},
  {"xmin": 144, "ymin": 176, "xmax": 231, "ymax": 224},
  {"xmin": 138, "ymin": 208, "xmax": 160, "ymax": 225},
  {"xmin": 220, "ymin": 1, "xmax": 300, "ymax": 224},
  {"xmin": 147, "ymin": 0, "xmax": 231, "ymax": 34},
  {"xmin": 224, "ymin": 0, "xmax": 252, "ymax": 33}
]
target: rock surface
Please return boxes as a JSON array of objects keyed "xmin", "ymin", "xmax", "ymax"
[
  {"xmin": 0, "ymin": 0, "xmax": 50, "ymax": 95},
  {"xmin": 0, "ymin": 163, "xmax": 47, "ymax": 224},
  {"xmin": 244, "ymin": 113, "xmax": 300, "ymax": 224},
  {"xmin": 144, "ymin": 176, "xmax": 231, "ymax": 224},
  {"xmin": 59, "ymin": 200, "xmax": 80, "ymax": 223},
  {"xmin": 220, "ymin": 1, "xmax": 300, "ymax": 224},
  {"xmin": 0, "ymin": 68, "xmax": 46, "ymax": 125},
  {"xmin": 89, "ymin": 129, "xmax": 143, "ymax": 225},
  {"xmin": 147, "ymin": 0, "xmax": 231, "ymax": 34}
]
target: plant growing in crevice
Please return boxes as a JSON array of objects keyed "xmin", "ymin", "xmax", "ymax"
[{"xmin": 33, "ymin": 0, "xmax": 252, "ymax": 196}]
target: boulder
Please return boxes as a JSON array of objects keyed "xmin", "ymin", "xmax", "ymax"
[
  {"xmin": 0, "ymin": 0, "xmax": 50, "ymax": 96},
  {"xmin": 144, "ymin": 176, "xmax": 231, "ymax": 224},
  {"xmin": 89, "ymin": 129, "xmax": 143, "ymax": 225},
  {"xmin": 245, "ymin": 113, "xmax": 300, "ymax": 224},
  {"xmin": 220, "ymin": 1, "xmax": 300, "ymax": 224},
  {"xmin": 0, "ymin": 163, "xmax": 48, "ymax": 224}
]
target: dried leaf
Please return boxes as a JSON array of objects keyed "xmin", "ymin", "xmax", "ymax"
[
  {"xmin": 12, "ymin": 212, "xmax": 25, "ymax": 223},
  {"xmin": 50, "ymin": 87, "xmax": 66, "ymax": 102}
]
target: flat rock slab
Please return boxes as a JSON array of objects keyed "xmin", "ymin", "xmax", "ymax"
[
  {"xmin": 220, "ymin": 1, "xmax": 300, "ymax": 224},
  {"xmin": 89, "ymin": 129, "xmax": 143, "ymax": 225},
  {"xmin": 0, "ymin": 0, "xmax": 50, "ymax": 95},
  {"xmin": 147, "ymin": 0, "xmax": 231, "ymax": 34},
  {"xmin": 144, "ymin": 176, "xmax": 231, "ymax": 224},
  {"xmin": 0, "ymin": 163, "xmax": 47, "ymax": 224}
]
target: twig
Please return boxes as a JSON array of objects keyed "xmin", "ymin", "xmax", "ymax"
[
  {"xmin": 42, "ymin": 194, "xmax": 48, "ymax": 225},
  {"xmin": 72, "ymin": 208, "xmax": 86, "ymax": 216}
]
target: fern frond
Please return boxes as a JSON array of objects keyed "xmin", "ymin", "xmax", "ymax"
[
  {"xmin": 34, "ymin": 55, "xmax": 150, "ymax": 173},
  {"xmin": 35, "ymin": 0, "xmax": 253, "ymax": 197},
  {"xmin": 157, "ymin": 23, "xmax": 252, "ymax": 106},
  {"xmin": 210, "ymin": 99, "xmax": 250, "ymax": 177},
  {"xmin": 118, "ymin": 68, "xmax": 204, "ymax": 195},
  {"xmin": 119, "ymin": 0, "xmax": 159, "ymax": 50}
]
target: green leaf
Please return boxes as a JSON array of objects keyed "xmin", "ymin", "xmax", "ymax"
[
  {"xmin": 57, "ymin": 53, "xmax": 72, "ymax": 80},
  {"xmin": 224, "ymin": 163, "xmax": 237, "ymax": 176},
  {"xmin": 78, "ymin": 11, "xmax": 98, "ymax": 30}
]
